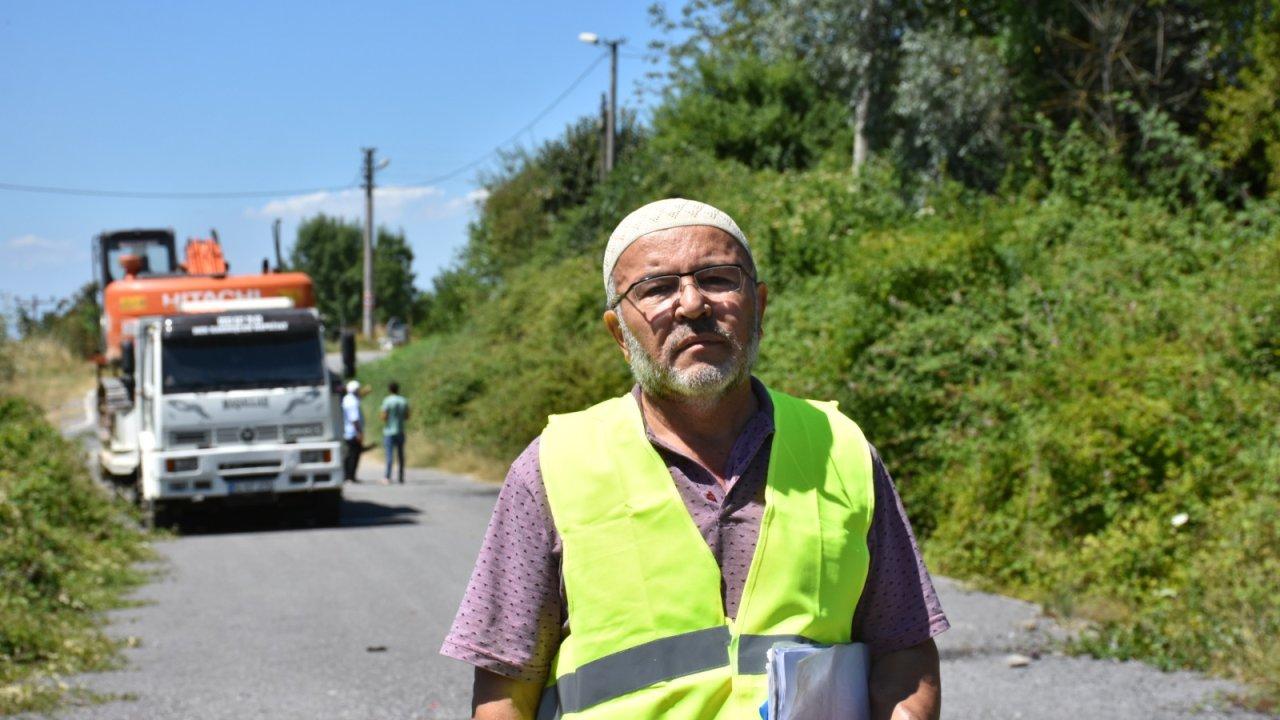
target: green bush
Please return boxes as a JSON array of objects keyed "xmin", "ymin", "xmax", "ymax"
[{"xmin": 0, "ymin": 396, "xmax": 151, "ymax": 713}]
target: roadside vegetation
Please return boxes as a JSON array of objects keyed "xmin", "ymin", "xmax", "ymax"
[
  {"xmin": 0, "ymin": 325, "xmax": 153, "ymax": 713},
  {"xmin": 361, "ymin": 0, "xmax": 1280, "ymax": 707},
  {"xmin": 0, "ymin": 335, "xmax": 96, "ymax": 429}
]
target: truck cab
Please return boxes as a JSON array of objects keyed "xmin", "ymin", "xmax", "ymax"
[{"xmin": 101, "ymin": 305, "xmax": 344, "ymax": 526}]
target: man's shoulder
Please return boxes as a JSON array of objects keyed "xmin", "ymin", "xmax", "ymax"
[
  {"xmin": 510, "ymin": 434, "xmax": 542, "ymax": 472},
  {"xmin": 501, "ymin": 435, "xmax": 548, "ymax": 501}
]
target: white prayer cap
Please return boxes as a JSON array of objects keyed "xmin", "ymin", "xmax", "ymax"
[
  {"xmin": 346, "ymin": 380, "xmax": 361, "ymax": 394},
  {"xmin": 603, "ymin": 198, "xmax": 751, "ymax": 295}
]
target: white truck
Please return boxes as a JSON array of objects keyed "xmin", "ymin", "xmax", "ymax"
[{"xmin": 99, "ymin": 304, "xmax": 345, "ymax": 527}]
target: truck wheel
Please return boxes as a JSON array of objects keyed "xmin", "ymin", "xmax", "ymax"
[
  {"xmin": 145, "ymin": 500, "xmax": 181, "ymax": 531},
  {"xmin": 103, "ymin": 470, "xmax": 138, "ymax": 504},
  {"xmin": 313, "ymin": 490, "xmax": 342, "ymax": 527}
]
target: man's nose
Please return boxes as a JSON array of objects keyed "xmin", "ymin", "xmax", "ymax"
[{"xmin": 672, "ymin": 275, "xmax": 710, "ymax": 320}]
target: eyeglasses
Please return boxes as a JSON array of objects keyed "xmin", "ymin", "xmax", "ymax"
[{"xmin": 611, "ymin": 264, "xmax": 755, "ymax": 311}]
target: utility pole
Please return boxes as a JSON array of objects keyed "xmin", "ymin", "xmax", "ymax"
[
  {"xmin": 579, "ymin": 33, "xmax": 625, "ymax": 173},
  {"xmin": 361, "ymin": 147, "xmax": 375, "ymax": 339},
  {"xmin": 599, "ymin": 93, "xmax": 608, "ymax": 181},
  {"xmin": 606, "ymin": 39, "xmax": 619, "ymax": 172},
  {"xmin": 360, "ymin": 148, "xmax": 391, "ymax": 339}
]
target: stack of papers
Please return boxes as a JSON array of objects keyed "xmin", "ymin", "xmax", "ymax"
[{"xmin": 763, "ymin": 642, "xmax": 870, "ymax": 720}]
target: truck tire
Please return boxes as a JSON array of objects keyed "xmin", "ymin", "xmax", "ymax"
[
  {"xmin": 145, "ymin": 500, "xmax": 181, "ymax": 531},
  {"xmin": 312, "ymin": 490, "xmax": 342, "ymax": 527},
  {"xmin": 102, "ymin": 470, "xmax": 139, "ymax": 504}
]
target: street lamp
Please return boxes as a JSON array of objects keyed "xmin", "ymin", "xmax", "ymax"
[{"xmin": 579, "ymin": 31, "xmax": 624, "ymax": 173}]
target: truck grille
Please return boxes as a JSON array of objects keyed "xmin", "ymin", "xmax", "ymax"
[
  {"xmin": 219, "ymin": 460, "xmax": 283, "ymax": 471},
  {"xmin": 170, "ymin": 429, "xmax": 211, "ymax": 447},
  {"xmin": 218, "ymin": 460, "xmax": 284, "ymax": 478},
  {"xmin": 213, "ymin": 425, "xmax": 281, "ymax": 446}
]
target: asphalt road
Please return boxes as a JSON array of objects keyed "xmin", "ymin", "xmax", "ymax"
[{"xmin": 28, "ymin": 464, "xmax": 1272, "ymax": 720}]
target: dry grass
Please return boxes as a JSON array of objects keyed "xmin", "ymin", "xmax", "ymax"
[{"xmin": 0, "ymin": 336, "xmax": 95, "ymax": 427}]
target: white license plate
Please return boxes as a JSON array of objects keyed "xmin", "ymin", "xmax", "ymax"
[{"xmin": 227, "ymin": 479, "xmax": 274, "ymax": 494}]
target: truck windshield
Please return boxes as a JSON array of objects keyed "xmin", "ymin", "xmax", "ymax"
[{"xmin": 161, "ymin": 333, "xmax": 325, "ymax": 393}]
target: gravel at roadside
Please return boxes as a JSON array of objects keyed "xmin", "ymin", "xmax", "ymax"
[{"xmin": 934, "ymin": 576, "xmax": 1273, "ymax": 719}]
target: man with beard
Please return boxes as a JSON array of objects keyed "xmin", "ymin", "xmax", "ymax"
[{"xmin": 442, "ymin": 198, "xmax": 946, "ymax": 720}]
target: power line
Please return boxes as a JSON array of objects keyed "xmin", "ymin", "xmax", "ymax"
[
  {"xmin": 0, "ymin": 180, "xmax": 356, "ymax": 200},
  {"xmin": 398, "ymin": 51, "xmax": 610, "ymax": 187},
  {"xmin": 0, "ymin": 52, "xmax": 612, "ymax": 199}
]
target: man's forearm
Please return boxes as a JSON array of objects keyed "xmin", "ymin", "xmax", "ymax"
[
  {"xmin": 869, "ymin": 638, "xmax": 941, "ymax": 720},
  {"xmin": 471, "ymin": 667, "xmax": 544, "ymax": 720}
]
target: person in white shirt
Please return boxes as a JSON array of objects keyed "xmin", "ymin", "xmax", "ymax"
[{"xmin": 342, "ymin": 380, "xmax": 365, "ymax": 483}]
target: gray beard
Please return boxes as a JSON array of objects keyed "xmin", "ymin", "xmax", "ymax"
[{"xmin": 618, "ymin": 314, "xmax": 760, "ymax": 402}]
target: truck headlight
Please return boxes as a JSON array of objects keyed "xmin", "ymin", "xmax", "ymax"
[
  {"xmin": 165, "ymin": 456, "xmax": 198, "ymax": 472},
  {"xmin": 299, "ymin": 449, "xmax": 331, "ymax": 464}
]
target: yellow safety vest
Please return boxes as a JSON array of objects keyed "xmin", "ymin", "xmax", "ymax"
[{"xmin": 537, "ymin": 387, "xmax": 875, "ymax": 719}]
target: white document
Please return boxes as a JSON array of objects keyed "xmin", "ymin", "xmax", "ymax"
[{"xmin": 765, "ymin": 642, "xmax": 870, "ymax": 720}]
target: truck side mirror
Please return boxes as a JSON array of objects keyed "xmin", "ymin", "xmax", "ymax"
[
  {"xmin": 120, "ymin": 339, "xmax": 136, "ymax": 378},
  {"xmin": 119, "ymin": 339, "xmax": 137, "ymax": 401},
  {"xmin": 340, "ymin": 330, "xmax": 357, "ymax": 380}
]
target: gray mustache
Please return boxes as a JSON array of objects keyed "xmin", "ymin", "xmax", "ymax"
[{"xmin": 664, "ymin": 318, "xmax": 737, "ymax": 353}]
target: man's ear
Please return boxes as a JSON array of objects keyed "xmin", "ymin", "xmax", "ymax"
[
  {"xmin": 755, "ymin": 281, "xmax": 768, "ymax": 337},
  {"xmin": 603, "ymin": 308, "xmax": 630, "ymax": 360}
]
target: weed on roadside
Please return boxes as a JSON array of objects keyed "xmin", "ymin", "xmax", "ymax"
[{"xmin": 0, "ymin": 395, "xmax": 153, "ymax": 715}]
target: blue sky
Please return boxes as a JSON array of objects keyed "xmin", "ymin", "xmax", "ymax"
[{"xmin": 0, "ymin": 1, "xmax": 670, "ymax": 316}]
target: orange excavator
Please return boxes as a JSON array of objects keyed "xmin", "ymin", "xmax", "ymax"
[{"xmin": 96, "ymin": 229, "xmax": 314, "ymax": 361}]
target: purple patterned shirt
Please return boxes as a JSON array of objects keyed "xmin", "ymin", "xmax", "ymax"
[{"xmin": 441, "ymin": 380, "xmax": 949, "ymax": 681}]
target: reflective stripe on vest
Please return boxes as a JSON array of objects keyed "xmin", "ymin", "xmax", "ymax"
[
  {"xmin": 539, "ymin": 388, "xmax": 874, "ymax": 718},
  {"xmin": 534, "ymin": 632, "xmax": 827, "ymax": 719}
]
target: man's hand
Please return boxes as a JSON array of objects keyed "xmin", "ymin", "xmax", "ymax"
[
  {"xmin": 869, "ymin": 638, "xmax": 941, "ymax": 720},
  {"xmin": 471, "ymin": 667, "xmax": 544, "ymax": 720}
]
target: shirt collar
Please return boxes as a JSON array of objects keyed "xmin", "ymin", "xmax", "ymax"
[{"xmin": 630, "ymin": 377, "xmax": 776, "ymax": 452}]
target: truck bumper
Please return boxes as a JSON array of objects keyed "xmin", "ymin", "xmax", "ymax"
[
  {"xmin": 99, "ymin": 445, "xmax": 140, "ymax": 479},
  {"xmin": 141, "ymin": 441, "xmax": 343, "ymax": 503}
]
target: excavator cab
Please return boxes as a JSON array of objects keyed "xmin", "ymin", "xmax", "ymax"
[{"xmin": 94, "ymin": 228, "xmax": 178, "ymax": 288}]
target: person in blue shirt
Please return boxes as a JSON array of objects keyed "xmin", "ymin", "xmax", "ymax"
[
  {"xmin": 380, "ymin": 381, "xmax": 411, "ymax": 484},
  {"xmin": 342, "ymin": 380, "xmax": 365, "ymax": 483}
]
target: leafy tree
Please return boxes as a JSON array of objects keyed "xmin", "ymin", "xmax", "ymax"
[
  {"xmin": 291, "ymin": 215, "xmax": 359, "ymax": 327},
  {"xmin": 652, "ymin": 0, "xmax": 1270, "ymax": 192},
  {"xmin": 373, "ymin": 228, "xmax": 417, "ymax": 325},
  {"xmin": 653, "ymin": 0, "xmax": 909, "ymax": 173},
  {"xmin": 892, "ymin": 26, "xmax": 1011, "ymax": 188},
  {"xmin": 651, "ymin": 51, "xmax": 850, "ymax": 171},
  {"xmin": 0, "ymin": 316, "xmax": 11, "ymax": 383},
  {"xmin": 768, "ymin": 0, "xmax": 909, "ymax": 173},
  {"xmin": 653, "ymin": 0, "xmax": 1011, "ymax": 177},
  {"xmin": 412, "ymin": 266, "xmax": 485, "ymax": 334},
  {"xmin": 986, "ymin": 0, "xmax": 1265, "ymax": 151},
  {"xmin": 16, "ymin": 282, "xmax": 101, "ymax": 358},
  {"xmin": 1207, "ymin": 0, "xmax": 1280, "ymax": 196},
  {"xmin": 289, "ymin": 215, "xmax": 418, "ymax": 329},
  {"xmin": 464, "ymin": 114, "xmax": 644, "ymax": 282}
]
